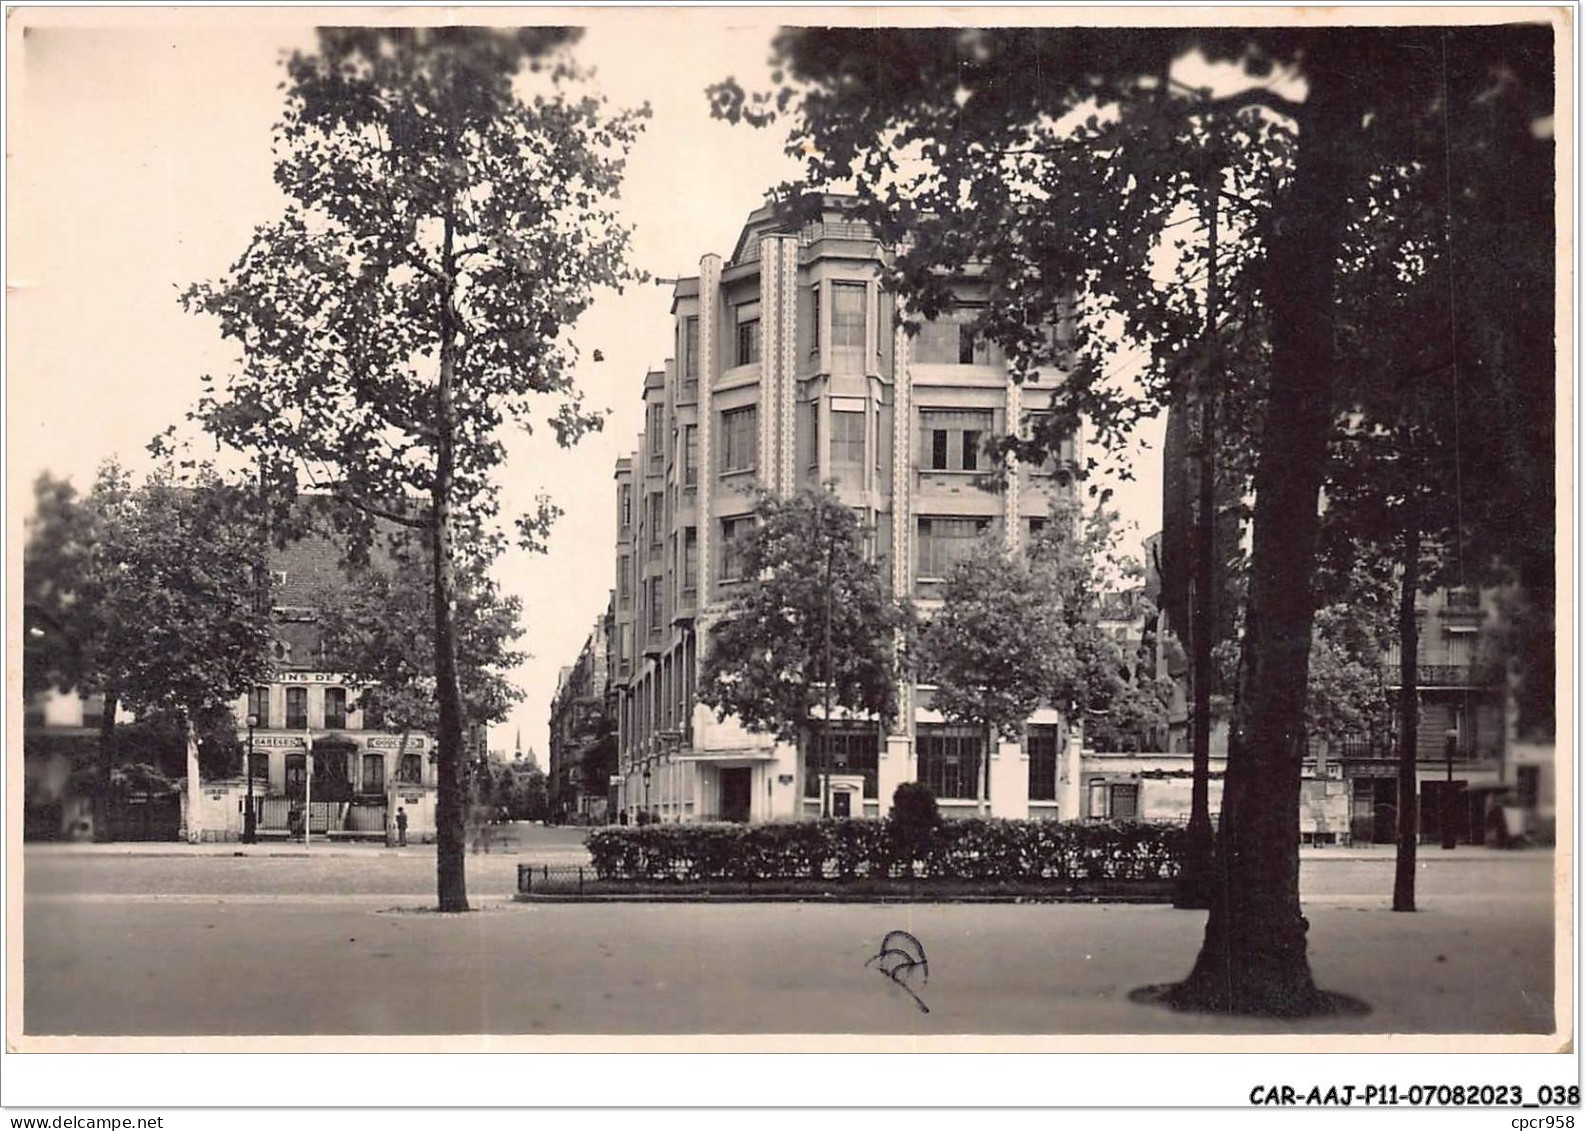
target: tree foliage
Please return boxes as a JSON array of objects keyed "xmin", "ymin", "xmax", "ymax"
[
  {"xmin": 23, "ymin": 463, "xmax": 275, "ymax": 815},
  {"xmin": 698, "ymin": 486, "xmax": 913, "ymax": 741},
  {"xmin": 317, "ymin": 531, "xmax": 526, "ymax": 737},
  {"xmin": 920, "ymin": 503, "xmax": 1172, "ymax": 747},
  {"xmin": 711, "ymin": 22, "xmax": 1554, "ymax": 1014}
]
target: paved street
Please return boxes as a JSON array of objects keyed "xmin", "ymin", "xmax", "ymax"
[{"xmin": 19, "ymin": 831, "xmax": 1558, "ymax": 1037}]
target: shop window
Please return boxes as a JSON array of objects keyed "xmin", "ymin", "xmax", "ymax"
[
  {"xmin": 1110, "ymin": 782, "xmax": 1140, "ymax": 820},
  {"xmin": 285, "ymin": 753, "xmax": 307, "ymax": 799},
  {"xmin": 916, "ymin": 724, "xmax": 985, "ymax": 800},
  {"xmin": 1027, "ymin": 724, "xmax": 1060, "ymax": 801},
  {"xmin": 362, "ymin": 753, "xmax": 385, "ymax": 794},
  {"xmin": 805, "ymin": 728, "xmax": 880, "ymax": 799}
]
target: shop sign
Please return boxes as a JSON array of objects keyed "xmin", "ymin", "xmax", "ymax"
[{"xmin": 368, "ymin": 735, "xmax": 427, "ymax": 751}]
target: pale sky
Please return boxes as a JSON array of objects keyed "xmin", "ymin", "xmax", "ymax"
[{"xmin": 10, "ymin": 11, "xmax": 1164, "ymax": 762}]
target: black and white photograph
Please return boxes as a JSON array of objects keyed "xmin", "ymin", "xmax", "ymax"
[{"xmin": 2, "ymin": 0, "xmax": 1574, "ymax": 1116}]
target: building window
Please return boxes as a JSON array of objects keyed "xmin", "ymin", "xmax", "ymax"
[
  {"xmin": 920, "ymin": 409, "xmax": 994, "ymax": 472},
  {"xmin": 682, "ymin": 316, "xmax": 700, "ymax": 398},
  {"xmin": 720, "ymin": 516, "xmax": 753, "ymax": 582},
  {"xmin": 807, "ymin": 401, "xmax": 821, "ymax": 470},
  {"xmin": 362, "ymin": 753, "xmax": 385, "ymax": 794},
  {"xmin": 915, "ymin": 304, "xmax": 993, "ymax": 365},
  {"xmin": 618, "ymin": 556, "xmax": 632, "ymax": 607},
  {"xmin": 1518, "ymin": 764, "xmax": 1540, "ymax": 809},
  {"xmin": 805, "ymin": 727, "xmax": 879, "ymax": 799},
  {"xmin": 831, "ymin": 408, "xmax": 865, "ymax": 475},
  {"xmin": 647, "ymin": 493, "xmax": 664, "ymax": 553},
  {"xmin": 398, "ymin": 753, "xmax": 423, "ymax": 784},
  {"xmin": 646, "ymin": 403, "xmax": 665, "ymax": 473},
  {"xmin": 249, "ymin": 686, "xmax": 271, "ymax": 728},
  {"xmin": 285, "ymin": 753, "xmax": 308, "ymax": 799},
  {"xmin": 362, "ymin": 697, "xmax": 384, "ymax": 731},
  {"xmin": 735, "ymin": 302, "xmax": 761, "ymax": 366},
  {"xmin": 832, "ymin": 281, "xmax": 866, "ymax": 374},
  {"xmin": 720, "ymin": 406, "xmax": 758, "ymax": 475},
  {"xmin": 683, "ymin": 527, "xmax": 698, "ymax": 596},
  {"xmin": 916, "ymin": 724, "xmax": 985, "ymax": 800},
  {"xmin": 1027, "ymin": 724, "xmax": 1060, "ymax": 801},
  {"xmin": 248, "ymin": 752, "xmax": 270, "ymax": 783},
  {"xmin": 682, "ymin": 425, "xmax": 698, "ymax": 488},
  {"xmin": 648, "ymin": 576, "xmax": 664, "ymax": 632},
  {"xmin": 324, "ymin": 687, "xmax": 347, "ymax": 731},
  {"xmin": 1110, "ymin": 782, "xmax": 1140, "ymax": 820},
  {"xmin": 1027, "ymin": 516, "xmax": 1049, "ymax": 543},
  {"xmin": 619, "ymin": 483, "xmax": 633, "ymax": 530},
  {"xmin": 810, "ymin": 283, "xmax": 821, "ymax": 350},
  {"xmin": 285, "ymin": 686, "xmax": 308, "ymax": 731},
  {"xmin": 1087, "ymin": 779, "xmax": 1107, "ymax": 820},
  {"xmin": 916, "ymin": 516, "xmax": 992, "ymax": 580}
]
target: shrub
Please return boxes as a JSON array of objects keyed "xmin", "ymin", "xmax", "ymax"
[
  {"xmin": 584, "ymin": 818, "xmax": 1184, "ymax": 884},
  {"xmin": 890, "ymin": 782, "xmax": 940, "ymax": 831}
]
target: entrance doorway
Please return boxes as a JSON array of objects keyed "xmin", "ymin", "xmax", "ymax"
[
  {"xmin": 720, "ymin": 768, "xmax": 752, "ymax": 823},
  {"xmin": 832, "ymin": 791, "xmax": 852, "ymax": 818},
  {"xmin": 1351, "ymin": 777, "xmax": 1397, "ymax": 844}
]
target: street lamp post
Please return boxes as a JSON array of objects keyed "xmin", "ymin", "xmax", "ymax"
[
  {"xmin": 1442, "ymin": 727, "xmax": 1459, "ymax": 850},
  {"xmin": 243, "ymin": 713, "xmax": 258, "ymax": 844},
  {"xmin": 642, "ymin": 764, "xmax": 652, "ymax": 823}
]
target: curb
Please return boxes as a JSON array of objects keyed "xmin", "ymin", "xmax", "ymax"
[{"xmin": 514, "ymin": 892, "xmax": 1175, "ymax": 905}]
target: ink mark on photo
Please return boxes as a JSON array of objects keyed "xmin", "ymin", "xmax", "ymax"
[{"xmin": 865, "ymin": 928, "xmax": 930, "ymax": 1014}]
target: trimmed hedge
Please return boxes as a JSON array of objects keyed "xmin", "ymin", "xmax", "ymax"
[{"xmin": 584, "ymin": 819, "xmax": 1184, "ymax": 884}]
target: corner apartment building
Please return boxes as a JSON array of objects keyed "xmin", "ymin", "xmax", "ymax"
[{"xmin": 605, "ymin": 195, "xmax": 1081, "ymax": 825}]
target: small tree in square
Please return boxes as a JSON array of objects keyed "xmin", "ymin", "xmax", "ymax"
[
  {"xmin": 697, "ymin": 486, "xmax": 914, "ymax": 815},
  {"xmin": 182, "ymin": 29, "xmax": 647, "ymax": 909}
]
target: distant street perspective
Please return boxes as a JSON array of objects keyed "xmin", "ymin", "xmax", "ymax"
[
  {"xmin": 25, "ymin": 832, "xmax": 1554, "ymax": 1036},
  {"xmin": 15, "ymin": 13, "xmax": 1560, "ymax": 1049}
]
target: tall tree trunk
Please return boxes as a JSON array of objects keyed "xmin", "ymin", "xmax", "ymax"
[
  {"xmin": 432, "ymin": 207, "xmax": 469, "ymax": 913},
  {"xmin": 1392, "ymin": 508, "xmax": 1422, "ymax": 911},
  {"xmin": 93, "ymin": 689, "xmax": 119, "ymax": 842},
  {"xmin": 1160, "ymin": 56, "xmax": 1362, "ymax": 1016},
  {"xmin": 1177, "ymin": 152, "xmax": 1220, "ymax": 910}
]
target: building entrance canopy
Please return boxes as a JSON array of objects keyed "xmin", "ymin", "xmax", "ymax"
[{"xmin": 675, "ymin": 747, "xmax": 776, "ymax": 763}]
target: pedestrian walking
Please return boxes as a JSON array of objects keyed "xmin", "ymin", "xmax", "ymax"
[{"xmin": 395, "ymin": 806, "xmax": 408, "ymax": 847}]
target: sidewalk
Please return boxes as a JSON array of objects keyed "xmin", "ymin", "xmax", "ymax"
[
  {"xmin": 25, "ymin": 840, "xmax": 435, "ymax": 858},
  {"xmin": 1297, "ymin": 843, "xmax": 1549, "ymax": 861}
]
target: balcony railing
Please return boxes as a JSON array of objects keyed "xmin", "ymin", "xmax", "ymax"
[{"xmin": 1381, "ymin": 663, "xmax": 1501, "ymax": 688}]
